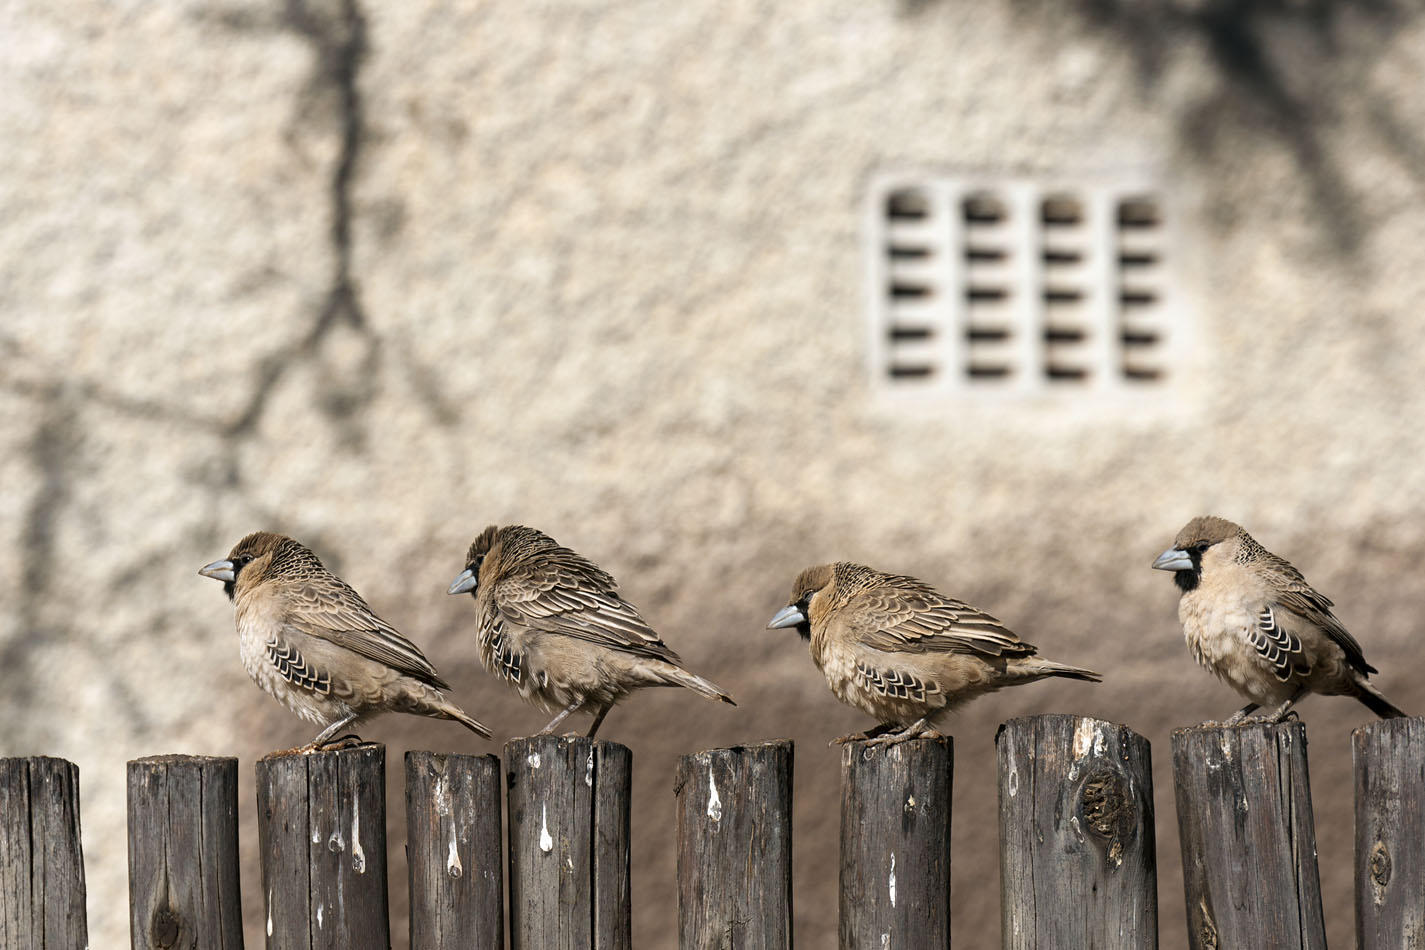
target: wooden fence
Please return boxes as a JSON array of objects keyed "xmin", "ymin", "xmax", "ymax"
[{"xmin": 1, "ymin": 714, "xmax": 1421, "ymax": 948}]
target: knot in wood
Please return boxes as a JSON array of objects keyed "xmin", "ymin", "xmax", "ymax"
[
  {"xmin": 1196, "ymin": 896, "xmax": 1219, "ymax": 950},
  {"xmin": 150, "ymin": 905, "xmax": 182, "ymax": 948},
  {"xmin": 1079, "ymin": 768, "xmax": 1132, "ymax": 841},
  {"xmin": 1370, "ymin": 840, "xmax": 1391, "ymax": 888}
]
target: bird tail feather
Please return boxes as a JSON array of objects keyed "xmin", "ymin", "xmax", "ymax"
[
  {"xmin": 1354, "ymin": 676, "xmax": 1408, "ymax": 720},
  {"xmin": 445, "ymin": 704, "xmax": 494, "ymax": 738},
  {"xmin": 656, "ymin": 664, "xmax": 737, "ymax": 706},
  {"xmin": 1019, "ymin": 658, "xmax": 1103, "ymax": 684}
]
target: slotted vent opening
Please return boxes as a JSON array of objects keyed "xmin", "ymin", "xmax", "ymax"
[{"xmin": 870, "ymin": 177, "xmax": 1177, "ymax": 397}]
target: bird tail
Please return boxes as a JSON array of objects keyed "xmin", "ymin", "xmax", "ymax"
[
  {"xmin": 443, "ymin": 703, "xmax": 494, "ymax": 739},
  {"xmin": 1354, "ymin": 675, "xmax": 1408, "ymax": 720},
  {"xmin": 1017, "ymin": 658, "xmax": 1103, "ymax": 684},
  {"xmin": 655, "ymin": 663, "xmax": 737, "ymax": 706}
]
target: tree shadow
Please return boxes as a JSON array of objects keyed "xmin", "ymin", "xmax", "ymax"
[{"xmin": 902, "ymin": 0, "xmax": 1421, "ymax": 257}]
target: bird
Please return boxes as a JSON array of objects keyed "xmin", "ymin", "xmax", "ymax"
[
  {"xmin": 199, "ymin": 531, "xmax": 491, "ymax": 750},
  {"xmin": 768, "ymin": 562, "xmax": 1101, "ymax": 745},
  {"xmin": 1153, "ymin": 516, "xmax": 1406, "ymax": 725},
  {"xmin": 447, "ymin": 524, "xmax": 735, "ymax": 737}
]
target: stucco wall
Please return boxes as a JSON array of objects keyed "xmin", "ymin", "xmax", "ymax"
[{"xmin": 5, "ymin": 1, "xmax": 1425, "ymax": 947}]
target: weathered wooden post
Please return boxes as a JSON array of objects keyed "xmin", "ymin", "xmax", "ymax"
[
  {"xmin": 506, "ymin": 736, "xmax": 631, "ymax": 950},
  {"xmin": 840, "ymin": 737, "xmax": 952, "ymax": 950},
  {"xmin": 256, "ymin": 743, "xmax": 388, "ymax": 950},
  {"xmin": 998, "ymin": 715, "xmax": 1157, "ymax": 949},
  {"xmin": 0, "ymin": 756, "xmax": 87, "ymax": 948},
  {"xmin": 1353, "ymin": 716, "xmax": 1425, "ymax": 948},
  {"xmin": 1172, "ymin": 722, "xmax": 1325, "ymax": 949},
  {"xmin": 406, "ymin": 751, "xmax": 504, "ymax": 950},
  {"xmin": 675, "ymin": 741, "xmax": 793, "ymax": 949},
  {"xmin": 127, "ymin": 755, "xmax": 242, "ymax": 949}
]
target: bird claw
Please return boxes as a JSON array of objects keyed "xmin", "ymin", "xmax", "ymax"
[
  {"xmin": 830, "ymin": 732, "xmax": 872, "ymax": 746},
  {"xmin": 316, "ymin": 734, "xmax": 367, "ymax": 752}
]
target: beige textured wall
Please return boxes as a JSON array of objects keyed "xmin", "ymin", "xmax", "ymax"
[{"xmin": 5, "ymin": 1, "xmax": 1425, "ymax": 947}]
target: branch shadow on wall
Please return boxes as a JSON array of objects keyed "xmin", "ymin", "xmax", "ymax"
[{"xmin": 901, "ymin": 0, "xmax": 1422, "ymax": 257}]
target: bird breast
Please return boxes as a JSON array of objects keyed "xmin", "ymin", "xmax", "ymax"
[{"xmin": 1178, "ymin": 585, "xmax": 1295, "ymax": 705}]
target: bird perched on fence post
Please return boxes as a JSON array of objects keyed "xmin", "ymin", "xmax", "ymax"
[
  {"xmin": 447, "ymin": 524, "xmax": 735, "ymax": 737},
  {"xmin": 768, "ymin": 562, "xmax": 1101, "ymax": 745},
  {"xmin": 199, "ymin": 531, "xmax": 491, "ymax": 751},
  {"xmin": 1152, "ymin": 515, "xmax": 1406, "ymax": 725}
]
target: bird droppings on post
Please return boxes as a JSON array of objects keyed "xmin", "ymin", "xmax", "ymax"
[
  {"xmin": 447, "ymin": 824, "xmax": 463, "ymax": 878},
  {"xmin": 586, "ymin": 750, "xmax": 594, "ymax": 787},
  {"xmin": 328, "ymin": 827, "xmax": 343, "ymax": 853},
  {"xmin": 265, "ymin": 891, "xmax": 272, "ymax": 937},
  {"xmin": 707, "ymin": 772, "xmax": 722, "ymax": 822},
  {"xmin": 1073, "ymin": 717, "xmax": 1095, "ymax": 760},
  {"xmin": 528, "ymin": 752, "xmax": 540, "ymax": 769},
  {"xmin": 316, "ymin": 905, "xmax": 323, "ymax": 929},
  {"xmin": 888, "ymin": 852, "xmax": 896, "ymax": 907},
  {"xmin": 351, "ymin": 798, "xmax": 366, "ymax": 873},
  {"xmin": 539, "ymin": 802, "xmax": 553, "ymax": 852}
]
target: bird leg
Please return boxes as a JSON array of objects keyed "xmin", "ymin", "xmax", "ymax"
[
  {"xmin": 538, "ymin": 702, "xmax": 585, "ymax": 735},
  {"xmin": 831, "ymin": 722, "xmax": 900, "ymax": 746},
  {"xmin": 1254, "ymin": 686, "xmax": 1308, "ymax": 723},
  {"xmin": 585, "ymin": 703, "xmax": 612, "ymax": 738},
  {"xmin": 305, "ymin": 713, "xmax": 362, "ymax": 751},
  {"xmin": 1220, "ymin": 703, "xmax": 1261, "ymax": 727}
]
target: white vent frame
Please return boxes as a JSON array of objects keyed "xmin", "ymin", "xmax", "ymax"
[{"xmin": 866, "ymin": 174, "xmax": 1183, "ymax": 400}]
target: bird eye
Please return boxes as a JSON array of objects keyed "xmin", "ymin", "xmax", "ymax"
[{"xmin": 1194, "ymin": 542, "xmax": 1210, "ymax": 554}]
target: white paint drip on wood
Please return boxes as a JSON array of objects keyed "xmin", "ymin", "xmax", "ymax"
[
  {"xmin": 707, "ymin": 772, "xmax": 723, "ymax": 823},
  {"xmin": 539, "ymin": 803, "xmax": 553, "ymax": 853}
]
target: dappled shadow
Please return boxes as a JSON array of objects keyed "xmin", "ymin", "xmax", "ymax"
[{"xmin": 902, "ymin": 0, "xmax": 1419, "ymax": 256}]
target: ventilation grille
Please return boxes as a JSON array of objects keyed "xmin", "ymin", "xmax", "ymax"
[{"xmin": 870, "ymin": 177, "xmax": 1177, "ymax": 396}]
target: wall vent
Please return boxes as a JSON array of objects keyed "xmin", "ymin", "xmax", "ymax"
[{"xmin": 868, "ymin": 176, "xmax": 1179, "ymax": 398}]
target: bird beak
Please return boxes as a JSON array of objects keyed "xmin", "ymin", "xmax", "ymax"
[
  {"xmin": 198, "ymin": 559, "xmax": 236, "ymax": 583},
  {"xmin": 767, "ymin": 605, "xmax": 806, "ymax": 630},
  {"xmin": 1151, "ymin": 548, "xmax": 1193, "ymax": 572},
  {"xmin": 447, "ymin": 568, "xmax": 477, "ymax": 595}
]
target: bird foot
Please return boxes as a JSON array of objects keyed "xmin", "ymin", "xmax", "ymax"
[
  {"xmin": 831, "ymin": 731, "xmax": 873, "ymax": 746},
  {"xmin": 1241, "ymin": 710, "xmax": 1299, "ymax": 726},
  {"xmin": 1194, "ymin": 719, "xmax": 1225, "ymax": 729},
  {"xmin": 315, "ymin": 734, "xmax": 367, "ymax": 752}
]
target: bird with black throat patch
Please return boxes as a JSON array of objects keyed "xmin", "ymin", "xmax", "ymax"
[
  {"xmin": 199, "ymin": 531, "xmax": 491, "ymax": 751},
  {"xmin": 1152, "ymin": 515, "xmax": 1406, "ymax": 725},
  {"xmin": 447, "ymin": 524, "xmax": 736, "ymax": 737},
  {"xmin": 768, "ymin": 561, "xmax": 1101, "ymax": 745}
]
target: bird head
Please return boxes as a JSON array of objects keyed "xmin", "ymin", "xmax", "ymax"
[
  {"xmin": 198, "ymin": 531, "xmax": 292, "ymax": 601},
  {"xmin": 1152, "ymin": 516, "xmax": 1242, "ymax": 592},
  {"xmin": 448, "ymin": 524, "xmax": 500, "ymax": 596},
  {"xmin": 767, "ymin": 563, "xmax": 835, "ymax": 641}
]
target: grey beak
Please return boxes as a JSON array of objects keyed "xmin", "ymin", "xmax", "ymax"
[
  {"xmin": 1152, "ymin": 548, "xmax": 1194, "ymax": 572},
  {"xmin": 198, "ymin": 559, "xmax": 236, "ymax": 583},
  {"xmin": 767, "ymin": 605, "xmax": 807, "ymax": 630},
  {"xmin": 448, "ymin": 568, "xmax": 477, "ymax": 595}
]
